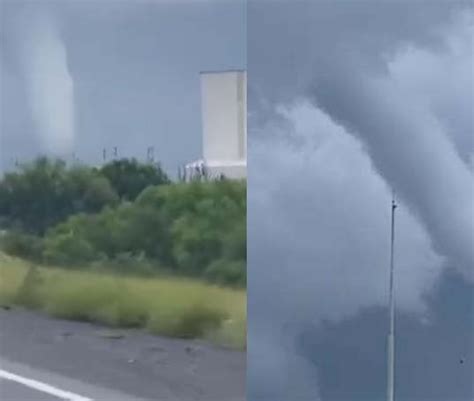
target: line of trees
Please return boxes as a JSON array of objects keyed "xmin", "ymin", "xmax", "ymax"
[{"xmin": 0, "ymin": 157, "xmax": 246, "ymax": 287}]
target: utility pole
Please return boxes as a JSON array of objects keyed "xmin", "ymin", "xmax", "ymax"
[
  {"xmin": 387, "ymin": 192, "xmax": 397, "ymax": 401},
  {"xmin": 149, "ymin": 146, "xmax": 155, "ymax": 163}
]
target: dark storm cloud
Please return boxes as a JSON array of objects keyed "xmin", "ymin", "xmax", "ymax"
[
  {"xmin": 248, "ymin": 1, "xmax": 473, "ymax": 280},
  {"xmin": 299, "ymin": 271, "xmax": 473, "ymax": 400},
  {"xmin": 0, "ymin": 0, "xmax": 245, "ymax": 173},
  {"xmin": 248, "ymin": 0, "xmax": 471, "ymax": 101},
  {"xmin": 248, "ymin": 1, "xmax": 473, "ymax": 400},
  {"xmin": 248, "ymin": 103, "xmax": 445, "ymax": 401}
]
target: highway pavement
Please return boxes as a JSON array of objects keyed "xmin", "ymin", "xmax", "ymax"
[{"xmin": 0, "ymin": 308, "xmax": 245, "ymax": 401}]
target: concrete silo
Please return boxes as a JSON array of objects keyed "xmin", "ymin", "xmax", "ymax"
[{"xmin": 186, "ymin": 70, "xmax": 246, "ymax": 180}]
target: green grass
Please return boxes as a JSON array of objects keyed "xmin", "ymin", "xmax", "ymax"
[{"xmin": 0, "ymin": 253, "xmax": 246, "ymax": 349}]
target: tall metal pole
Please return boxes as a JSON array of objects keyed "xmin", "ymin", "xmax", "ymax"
[{"xmin": 387, "ymin": 193, "xmax": 397, "ymax": 401}]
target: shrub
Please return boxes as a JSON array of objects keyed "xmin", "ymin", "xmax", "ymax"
[
  {"xmin": 0, "ymin": 157, "xmax": 118, "ymax": 234},
  {"xmin": 105, "ymin": 252, "xmax": 156, "ymax": 276},
  {"xmin": 41, "ymin": 180, "xmax": 246, "ymax": 284},
  {"xmin": 205, "ymin": 259, "xmax": 246, "ymax": 287},
  {"xmin": 1, "ymin": 158, "xmax": 246, "ymax": 287},
  {"xmin": 99, "ymin": 158, "xmax": 170, "ymax": 201},
  {"xmin": 148, "ymin": 302, "xmax": 227, "ymax": 339},
  {"xmin": 43, "ymin": 234, "xmax": 97, "ymax": 267},
  {"xmin": 0, "ymin": 231, "xmax": 44, "ymax": 262}
]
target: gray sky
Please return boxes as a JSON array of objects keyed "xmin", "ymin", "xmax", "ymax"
[
  {"xmin": 248, "ymin": 1, "xmax": 473, "ymax": 400},
  {"xmin": 0, "ymin": 0, "xmax": 245, "ymax": 174}
]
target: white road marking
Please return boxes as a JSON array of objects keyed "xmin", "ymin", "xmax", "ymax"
[{"xmin": 0, "ymin": 369, "xmax": 93, "ymax": 401}]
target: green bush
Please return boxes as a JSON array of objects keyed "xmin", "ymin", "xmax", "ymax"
[
  {"xmin": 43, "ymin": 234, "xmax": 97, "ymax": 267},
  {"xmin": 104, "ymin": 252, "xmax": 156, "ymax": 276},
  {"xmin": 1, "ymin": 157, "xmax": 246, "ymax": 287},
  {"xmin": 0, "ymin": 231, "xmax": 44, "ymax": 262},
  {"xmin": 0, "ymin": 157, "xmax": 118, "ymax": 234},
  {"xmin": 99, "ymin": 158, "xmax": 170, "ymax": 201},
  {"xmin": 205, "ymin": 259, "xmax": 246, "ymax": 287},
  {"xmin": 148, "ymin": 302, "xmax": 227, "ymax": 339},
  {"xmin": 40, "ymin": 180, "xmax": 246, "ymax": 285},
  {"xmin": 140, "ymin": 180, "xmax": 246, "ymax": 277}
]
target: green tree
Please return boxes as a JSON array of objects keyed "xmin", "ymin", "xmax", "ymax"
[
  {"xmin": 2, "ymin": 158, "xmax": 246, "ymax": 286},
  {"xmin": 138, "ymin": 180, "xmax": 246, "ymax": 276},
  {"xmin": 0, "ymin": 157, "xmax": 118, "ymax": 234},
  {"xmin": 99, "ymin": 159, "xmax": 170, "ymax": 201}
]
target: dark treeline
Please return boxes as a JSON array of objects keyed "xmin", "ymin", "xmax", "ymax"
[{"xmin": 0, "ymin": 157, "xmax": 246, "ymax": 287}]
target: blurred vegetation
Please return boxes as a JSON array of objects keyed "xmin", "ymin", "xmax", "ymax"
[
  {"xmin": 0, "ymin": 254, "xmax": 246, "ymax": 349},
  {"xmin": 0, "ymin": 158, "xmax": 114, "ymax": 234},
  {"xmin": 100, "ymin": 158, "xmax": 171, "ymax": 201},
  {"xmin": 0, "ymin": 157, "xmax": 246, "ymax": 287}
]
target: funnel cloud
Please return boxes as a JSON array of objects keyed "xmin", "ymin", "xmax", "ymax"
[
  {"xmin": 13, "ymin": 7, "xmax": 75, "ymax": 156},
  {"xmin": 0, "ymin": 1, "xmax": 245, "ymax": 173}
]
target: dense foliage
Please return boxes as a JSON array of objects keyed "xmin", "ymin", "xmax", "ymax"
[
  {"xmin": 0, "ymin": 158, "xmax": 118, "ymax": 234},
  {"xmin": 99, "ymin": 158, "xmax": 170, "ymax": 201},
  {"xmin": 0, "ymin": 158, "xmax": 246, "ymax": 287}
]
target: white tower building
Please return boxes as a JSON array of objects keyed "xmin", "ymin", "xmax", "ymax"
[{"xmin": 186, "ymin": 70, "xmax": 247, "ymax": 180}]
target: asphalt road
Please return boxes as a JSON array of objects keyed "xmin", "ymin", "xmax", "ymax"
[
  {"xmin": 0, "ymin": 308, "xmax": 246, "ymax": 401},
  {"xmin": 1, "ymin": 378, "xmax": 60, "ymax": 401}
]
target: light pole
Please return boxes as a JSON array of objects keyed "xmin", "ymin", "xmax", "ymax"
[{"xmin": 387, "ymin": 193, "xmax": 397, "ymax": 401}]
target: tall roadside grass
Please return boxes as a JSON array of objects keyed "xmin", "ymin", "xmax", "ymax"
[{"xmin": 0, "ymin": 253, "xmax": 246, "ymax": 349}]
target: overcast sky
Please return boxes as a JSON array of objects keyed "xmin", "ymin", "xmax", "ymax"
[
  {"xmin": 248, "ymin": 1, "xmax": 473, "ymax": 400},
  {"xmin": 0, "ymin": 0, "xmax": 245, "ymax": 174}
]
